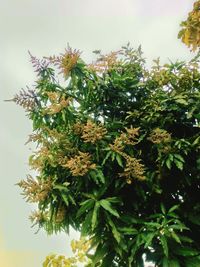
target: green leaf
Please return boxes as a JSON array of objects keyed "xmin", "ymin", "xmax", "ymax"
[
  {"xmin": 102, "ymin": 150, "xmax": 112, "ymax": 165},
  {"xmin": 166, "ymin": 157, "xmax": 172, "ymax": 169},
  {"xmin": 91, "ymin": 243, "xmax": 108, "ymax": 265},
  {"xmin": 105, "ymin": 197, "xmax": 121, "ymax": 204},
  {"xmin": 118, "ymin": 227, "xmax": 138, "ymax": 235},
  {"xmin": 90, "ymin": 169, "xmax": 106, "ymax": 184},
  {"xmin": 174, "ymin": 247, "xmax": 199, "ymax": 257},
  {"xmin": 192, "ymin": 136, "xmax": 200, "ymax": 146},
  {"xmin": 128, "ymin": 245, "xmax": 138, "ymax": 266},
  {"xmin": 96, "ymin": 169, "xmax": 106, "ymax": 184},
  {"xmin": 179, "ymin": 235, "xmax": 193, "ymax": 243},
  {"xmin": 170, "ymin": 224, "xmax": 189, "ymax": 231},
  {"xmin": 161, "ymin": 203, "xmax": 166, "ymax": 214},
  {"xmin": 173, "ymin": 154, "xmax": 185, "ymax": 162},
  {"xmin": 160, "ymin": 235, "xmax": 168, "ymax": 257},
  {"xmin": 174, "ymin": 159, "xmax": 184, "ymax": 170},
  {"xmin": 116, "ymin": 154, "xmax": 123, "ymax": 167},
  {"xmin": 163, "ymin": 259, "xmax": 181, "ymax": 267},
  {"xmin": 92, "ymin": 202, "xmax": 100, "ymax": 230},
  {"xmin": 171, "ymin": 231, "xmax": 181, "ymax": 244},
  {"xmin": 169, "ymin": 259, "xmax": 181, "ymax": 267},
  {"xmin": 100, "ymin": 199, "xmax": 120, "ymax": 218},
  {"xmin": 60, "ymin": 193, "xmax": 69, "ymax": 206},
  {"xmin": 144, "ymin": 232, "xmax": 155, "ymax": 248},
  {"xmin": 106, "ymin": 215, "xmax": 121, "ymax": 243},
  {"xmin": 53, "ymin": 184, "xmax": 70, "ymax": 191},
  {"xmin": 76, "ymin": 199, "xmax": 95, "ymax": 218},
  {"xmin": 81, "ymin": 211, "xmax": 92, "ymax": 236},
  {"xmin": 175, "ymin": 98, "xmax": 188, "ymax": 105},
  {"xmin": 111, "ymin": 151, "xmax": 116, "ymax": 161},
  {"xmin": 144, "ymin": 222, "xmax": 161, "ymax": 228},
  {"xmin": 101, "ymin": 253, "xmax": 115, "ymax": 267},
  {"xmin": 168, "ymin": 205, "xmax": 179, "ymax": 213},
  {"xmin": 185, "ymin": 257, "xmax": 200, "ymax": 267}
]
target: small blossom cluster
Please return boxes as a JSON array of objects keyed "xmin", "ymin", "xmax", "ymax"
[
  {"xmin": 88, "ymin": 51, "xmax": 120, "ymax": 73},
  {"xmin": 47, "ymin": 46, "xmax": 81, "ymax": 78},
  {"xmin": 110, "ymin": 127, "xmax": 140, "ymax": 152},
  {"xmin": 148, "ymin": 128, "xmax": 171, "ymax": 144},
  {"xmin": 119, "ymin": 155, "xmax": 146, "ymax": 183},
  {"xmin": 18, "ymin": 175, "xmax": 52, "ymax": 203},
  {"xmin": 29, "ymin": 210, "xmax": 49, "ymax": 224},
  {"xmin": 43, "ymin": 238, "xmax": 91, "ymax": 267},
  {"xmin": 44, "ymin": 93, "xmax": 71, "ymax": 115},
  {"xmin": 63, "ymin": 151, "xmax": 96, "ymax": 176},
  {"xmin": 11, "ymin": 88, "xmax": 38, "ymax": 111},
  {"xmin": 73, "ymin": 120, "xmax": 107, "ymax": 143},
  {"xmin": 55, "ymin": 205, "xmax": 66, "ymax": 223}
]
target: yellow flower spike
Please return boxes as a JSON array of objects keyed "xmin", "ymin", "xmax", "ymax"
[
  {"xmin": 63, "ymin": 151, "xmax": 96, "ymax": 176},
  {"xmin": 81, "ymin": 120, "xmax": 107, "ymax": 143},
  {"xmin": 71, "ymin": 239, "xmax": 77, "ymax": 253}
]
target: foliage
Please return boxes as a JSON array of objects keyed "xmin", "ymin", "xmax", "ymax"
[
  {"xmin": 15, "ymin": 44, "xmax": 200, "ymax": 266},
  {"xmin": 178, "ymin": 0, "xmax": 200, "ymax": 51}
]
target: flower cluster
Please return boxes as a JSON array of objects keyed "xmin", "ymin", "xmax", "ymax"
[
  {"xmin": 29, "ymin": 146, "xmax": 50, "ymax": 171},
  {"xmin": 18, "ymin": 175, "xmax": 52, "ymax": 203},
  {"xmin": 81, "ymin": 120, "xmax": 107, "ymax": 143},
  {"xmin": 119, "ymin": 155, "xmax": 146, "ymax": 183},
  {"xmin": 43, "ymin": 238, "xmax": 91, "ymax": 267},
  {"xmin": 73, "ymin": 120, "xmax": 107, "ymax": 143},
  {"xmin": 29, "ymin": 51, "xmax": 49, "ymax": 75},
  {"xmin": 88, "ymin": 51, "xmax": 120, "ymax": 72},
  {"xmin": 29, "ymin": 210, "xmax": 49, "ymax": 225},
  {"xmin": 73, "ymin": 121, "xmax": 84, "ymax": 135},
  {"xmin": 63, "ymin": 151, "xmax": 96, "ymax": 176},
  {"xmin": 110, "ymin": 127, "xmax": 140, "ymax": 152},
  {"xmin": 55, "ymin": 205, "xmax": 66, "ymax": 223},
  {"xmin": 44, "ymin": 94, "xmax": 71, "ymax": 115},
  {"xmin": 43, "ymin": 254, "xmax": 77, "ymax": 267},
  {"xmin": 71, "ymin": 238, "xmax": 91, "ymax": 254},
  {"xmin": 148, "ymin": 128, "xmax": 171, "ymax": 144},
  {"xmin": 10, "ymin": 88, "xmax": 38, "ymax": 111},
  {"xmin": 178, "ymin": 0, "xmax": 200, "ymax": 51},
  {"xmin": 47, "ymin": 46, "xmax": 81, "ymax": 78}
]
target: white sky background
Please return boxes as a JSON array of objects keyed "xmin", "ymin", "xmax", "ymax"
[{"xmin": 0, "ymin": 0, "xmax": 195, "ymax": 266}]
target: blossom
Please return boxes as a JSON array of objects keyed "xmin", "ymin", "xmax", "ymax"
[
  {"xmin": 17, "ymin": 175, "xmax": 52, "ymax": 203},
  {"xmin": 81, "ymin": 120, "xmax": 107, "ymax": 143},
  {"xmin": 148, "ymin": 128, "xmax": 171, "ymax": 144},
  {"xmin": 119, "ymin": 156, "xmax": 146, "ymax": 183},
  {"xmin": 63, "ymin": 151, "xmax": 96, "ymax": 176}
]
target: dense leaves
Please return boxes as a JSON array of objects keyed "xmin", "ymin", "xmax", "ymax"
[{"xmin": 16, "ymin": 44, "xmax": 200, "ymax": 266}]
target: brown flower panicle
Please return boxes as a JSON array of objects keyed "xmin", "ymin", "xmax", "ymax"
[
  {"xmin": 18, "ymin": 175, "xmax": 52, "ymax": 203},
  {"xmin": 55, "ymin": 205, "xmax": 66, "ymax": 223},
  {"xmin": 148, "ymin": 128, "xmax": 171, "ymax": 144},
  {"xmin": 88, "ymin": 51, "xmax": 120, "ymax": 73},
  {"xmin": 119, "ymin": 156, "xmax": 146, "ymax": 183},
  {"xmin": 63, "ymin": 151, "xmax": 96, "ymax": 176},
  {"xmin": 81, "ymin": 120, "xmax": 107, "ymax": 144},
  {"xmin": 47, "ymin": 46, "xmax": 81, "ymax": 78},
  {"xmin": 73, "ymin": 121, "xmax": 84, "ymax": 135},
  {"xmin": 29, "ymin": 210, "xmax": 49, "ymax": 224},
  {"xmin": 110, "ymin": 127, "xmax": 140, "ymax": 153},
  {"xmin": 44, "ymin": 95, "xmax": 71, "ymax": 115}
]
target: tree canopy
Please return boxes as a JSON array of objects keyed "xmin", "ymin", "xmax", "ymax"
[{"xmin": 14, "ymin": 42, "xmax": 200, "ymax": 267}]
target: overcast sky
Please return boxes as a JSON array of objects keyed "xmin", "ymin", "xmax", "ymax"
[{"xmin": 0, "ymin": 0, "xmax": 195, "ymax": 266}]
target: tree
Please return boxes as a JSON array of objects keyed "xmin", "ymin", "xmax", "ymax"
[{"xmin": 13, "ymin": 42, "xmax": 200, "ymax": 266}]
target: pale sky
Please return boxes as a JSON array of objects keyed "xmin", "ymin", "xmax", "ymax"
[{"xmin": 0, "ymin": 0, "xmax": 195, "ymax": 266}]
